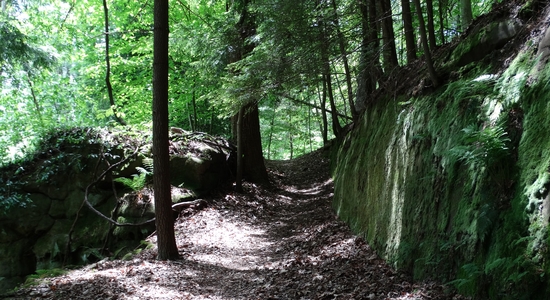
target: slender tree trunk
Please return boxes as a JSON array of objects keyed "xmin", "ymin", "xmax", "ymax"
[
  {"xmin": 316, "ymin": 81, "xmax": 328, "ymax": 145},
  {"xmin": 426, "ymin": 0, "xmax": 437, "ymax": 50},
  {"xmin": 288, "ymin": 112, "xmax": 293, "ymax": 159},
  {"xmin": 209, "ymin": 111, "xmax": 214, "ymax": 133},
  {"xmin": 380, "ymin": 0, "xmax": 398, "ymax": 70},
  {"xmin": 413, "ymin": 0, "xmax": 439, "ymax": 88},
  {"xmin": 307, "ymin": 104, "xmax": 312, "ymax": 152},
  {"xmin": 152, "ymin": 0, "xmax": 178, "ymax": 261},
  {"xmin": 192, "ymin": 79, "xmax": 198, "ymax": 131},
  {"xmin": 103, "ymin": 0, "xmax": 126, "ymax": 126},
  {"xmin": 25, "ymin": 72, "xmax": 43, "ymax": 126},
  {"xmin": 330, "ymin": 0, "xmax": 357, "ymax": 122},
  {"xmin": 355, "ymin": 0, "xmax": 370, "ymax": 113},
  {"xmin": 438, "ymin": 0, "xmax": 446, "ymax": 44},
  {"xmin": 317, "ymin": 5, "xmax": 342, "ymax": 138},
  {"xmin": 461, "ymin": 0, "xmax": 473, "ymax": 31},
  {"xmin": 401, "ymin": 0, "xmax": 417, "ymax": 63},
  {"xmin": 187, "ymin": 102, "xmax": 194, "ymax": 131},
  {"xmin": 267, "ymin": 110, "xmax": 275, "ymax": 160},
  {"xmin": 235, "ymin": 106, "xmax": 244, "ymax": 192},
  {"xmin": 325, "ymin": 73, "xmax": 342, "ymax": 137},
  {"xmin": 331, "ymin": 63, "xmax": 347, "ymax": 116}
]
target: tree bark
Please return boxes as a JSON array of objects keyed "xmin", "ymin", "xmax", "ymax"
[
  {"xmin": 152, "ymin": 0, "xmax": 179, "ymax": 261},
  {"xmin": 401, "ymin": 0, "xmax": 417, "ymax": 63},
  {"xmin": 413, "ymin": 0, "xmax": 439, "ymax": 88}
]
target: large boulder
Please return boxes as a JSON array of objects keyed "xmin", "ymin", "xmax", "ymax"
[{"xmin": 169, "ymin": 144, "xmax": 231, "ymax": 194}]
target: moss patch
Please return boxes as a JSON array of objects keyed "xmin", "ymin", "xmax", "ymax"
[{"xmin": 333, "ymin": 48, "xmax": 550, "ymax": 298}]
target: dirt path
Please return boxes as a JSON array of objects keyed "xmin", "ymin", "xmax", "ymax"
[{"xmin": 4, "ymin": 149, "xmax": 464, "ymax": 299}]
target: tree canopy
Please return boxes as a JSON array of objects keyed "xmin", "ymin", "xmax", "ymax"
[{"xmin": 1, "ymin": 0, "xmax": 500, "ymax": 166}]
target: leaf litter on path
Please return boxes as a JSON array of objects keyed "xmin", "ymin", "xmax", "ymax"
[{"xmin": 4, "ymin": 149, "xmax": 468, "ymax": 300}]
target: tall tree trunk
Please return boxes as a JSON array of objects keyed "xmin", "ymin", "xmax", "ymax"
[
  {"xmin": 307, "ymin": 104, "xmax": 312, "ymax": 152},
  {"xmin": 235, "ymin": 106, "xmax": 244, "ymax": 192},
  {"xmin": 461, "ymin": 0, "xmax": 473, "ymax": 31},
  {"xmin": 288, "ymin": 111, "xmax": 293, "ymax": 159},
  {"xmin": 267, "ymin": 109, "xmax": 275, "ymax": 160},
  {"xmin": 355, "ymin": 0, "xmax": 370, "ymax": 113},
  {"xmin": 325, "ymin": 73, "xmax": 342, "ymax": 137},
  {"xmin": 438, "ymin": 0, "xmax": 446, "ymax": 44},
  {"xmin": 413, "ymin": 0, "xmax": 439, "ymax": 88},
  {"xmin": 426, "ymin": 0, "xmax": 437, "ymax": 50},
  {"xmin": 230, "ymin": 0, "xmax": 269, "ymax": 185},
  {"xmin": 103, "ymin": 0, "xmax": 126, "ymax": 126},
  {"xmin": 152, "ymin": 0, "xmax": 178, "ymax": 260},
  {"xmin": 380, "ymin": 0, "xmax": 398, "ymax": 70},
  {"xmin": 25, "ymin": 71, "xmax": 43, "ymax": 126},
  {"xmin": 401, "ymin": 0, "xmax": 417, "ymax": 63},
  {"xmin": 369, "ymin": 0, "xmax": 381, "ymax": 87},
  {"xmin": 316, "ymin": 81, "xmax": 328, "ymax": 145},
  {"xmin": 330, "ymin": 0, "xmax": 358, "ymax": 122},
  {"xmin": 187, "ymin": 102, "xmax": 194, "ymax": 131},
  {"xmin": 192, "ymin": 79, "xmax": 198, "ymax": 131},
  {"xmin": 317, "ymin": 2, "xmax": 342, "ymax": 138},
  {"xmin": 240, "ymin": 102, "xmax": 269, "ymax": 183}
]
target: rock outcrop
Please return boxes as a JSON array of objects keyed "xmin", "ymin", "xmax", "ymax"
[{"xmin": 0, "ymin": 128, "xmax": 234, "ymax": 293}]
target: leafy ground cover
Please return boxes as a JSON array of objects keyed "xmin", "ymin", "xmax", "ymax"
[{"xmin": 2, "ymin": 149, "xmax": 467, "ymax": 299}]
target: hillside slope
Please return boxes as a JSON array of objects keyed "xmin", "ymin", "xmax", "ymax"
[{"xmin": 333, "ymin": 1, "xmax": 550, "ymax": 299}]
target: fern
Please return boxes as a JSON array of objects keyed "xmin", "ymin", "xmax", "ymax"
[
  {"xmin": 448, "ymin": 123, "xmax": 510, "ymax": 170},
  {"xmin": 114, "ymin": 167, "xmax": 150, "ymax": 191}
]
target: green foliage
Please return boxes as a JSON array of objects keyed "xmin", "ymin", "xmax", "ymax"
[
  {"xmin": 0, "ymin": 178, "xmax": 30, "ymax": 215},
  {"xmin": 451, "ymin": 253, "xmax": 539, "ymax": 298},
  {"xmin": 121, "ymin": 240, "xmax": 154, "ymax": 261},
  {"xmin": 79, "ymin": 247, "xmax": 104, "ymax": 264},
  {"xmin": 20, "ymin": 268, "xmax": 68, "ymax": 289},
  {"xmin": 114, "ymin": 167, "xmax": 151, "ymax": 191},
  {"xmin": 448, "ymin": 123, "xmax": 510, "ymax": 172}
]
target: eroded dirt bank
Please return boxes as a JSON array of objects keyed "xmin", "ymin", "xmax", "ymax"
[{"xmin": 3, "ymin": 149, "xmax": 466, "ymax": 299}]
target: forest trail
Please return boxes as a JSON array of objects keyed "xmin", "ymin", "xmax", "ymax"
[{"xmin": 4, "ymin": 149, "xmax": 465, "ymax": 300}]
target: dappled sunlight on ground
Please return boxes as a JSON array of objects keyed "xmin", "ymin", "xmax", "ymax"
[
  {"xmin": 7, "ymin": 149, "xmax": 466, "ymax": 299},
  {"xmin": 283, "ymin": 178, "xmax": 334, "ymax": 196}
]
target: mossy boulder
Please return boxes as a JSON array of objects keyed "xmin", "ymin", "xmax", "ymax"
[{"xmin": 169, "ymin": 141, "xmax": 231, "ymax": 194}]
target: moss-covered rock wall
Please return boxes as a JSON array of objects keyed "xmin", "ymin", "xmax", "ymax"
[
  {"xmin": 0, "ymin": 128, "xmax": 234, "ymax": 293},
  {"xmin": 333, "ymin": 30, "xmax": 550, "ymax": 299}
]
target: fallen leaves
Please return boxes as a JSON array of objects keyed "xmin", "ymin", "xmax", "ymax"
[{"xmin": 4, "ymin": 149, "xmax": 469, "ymax": 300}]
